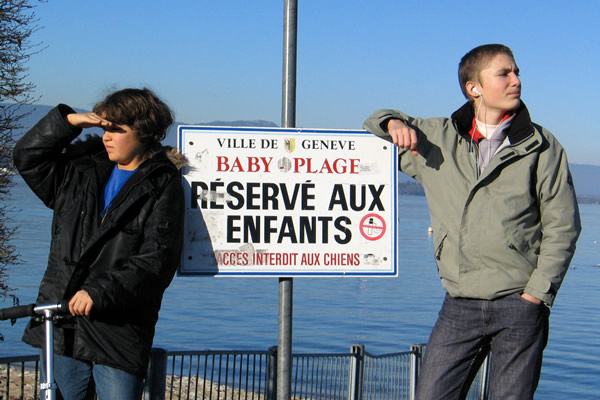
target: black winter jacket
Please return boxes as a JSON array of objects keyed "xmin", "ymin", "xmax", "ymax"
[{"xmin": 13, "ymin": 104, "xmax": 185, "ymax": 377}]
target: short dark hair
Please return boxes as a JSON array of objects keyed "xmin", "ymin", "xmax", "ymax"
[
  {"xmin": 93, "ymin": 88, "xmax": 174, "ymax": 151},
  {"xmin": 458, "ymin": 44, "xmax": 515, "ymax": 100}
]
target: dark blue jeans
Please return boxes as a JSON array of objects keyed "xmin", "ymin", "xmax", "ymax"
[
  {"xmin": 416, "ymin": 293, "xmax": 549, "ymax": 400},
  {"xmin": 40, "ymin": 353, "xmax": 144, "ymax": 400}
]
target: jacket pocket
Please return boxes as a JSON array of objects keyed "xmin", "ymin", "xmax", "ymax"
[
  {"xmin": 434, "ymin": 226, "xmax": 448, "ymax": 261},
  {"xmin": 507, "ymin": 242, "xmax": 537, "ymax": 270}
]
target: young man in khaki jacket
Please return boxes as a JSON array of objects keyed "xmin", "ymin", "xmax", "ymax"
[{"xmin": 364, "ymin": 44, "xmax": 581, "ymax": 399}]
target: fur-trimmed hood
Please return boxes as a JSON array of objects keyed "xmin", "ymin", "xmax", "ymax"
[{"xmin": 164, "ymin": 147, "xmax": 187, "ymax": 170}]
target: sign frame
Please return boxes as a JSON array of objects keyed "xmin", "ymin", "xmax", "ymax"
[{"xmin": 177, "ymin": 125, "xmax": 399, "ymax": 278}]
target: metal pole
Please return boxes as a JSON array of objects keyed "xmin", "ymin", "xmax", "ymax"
[
  {"xmin": 478, "ymin": 354, "xmax": 491, "ymax": 400},
  {"xmin": 43, "ymin": 310, "xmax": 55, "ymax": 400},
  {"xmin": 278, "ymin": 278, "xmax": 293, "ymax": 399},
  {"xmin": 144, "ymin": 348, "xmax": 167, "ymax": 400},
  {"xmin": 282, "ymin": 0, "xmax": 297, "ymax": 129},
  {"xmin": 348, "ymin": 344, "xmax": 365, "ymax": 400},
  {"xmin": 267, "ymin": 346, "xmax": 278, "ymax": 399},
  {"xmin": 409, "ymin": 344, "xmax": 424, "ymax": 400},
  {"xmin": 279, "ymin": 1, "xmax": 297, "ymax": 399}
]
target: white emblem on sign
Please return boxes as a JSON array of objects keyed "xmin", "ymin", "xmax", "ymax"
[{"xmin": 278, "ymin": 157, "xmax": 292, "ymax": 172}]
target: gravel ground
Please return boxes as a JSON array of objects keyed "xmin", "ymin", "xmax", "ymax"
[{"xmin": 1, "ymin": 366, "xmax": 269, "ymax": 400}]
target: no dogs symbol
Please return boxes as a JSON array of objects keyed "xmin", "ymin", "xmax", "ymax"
[{"xmin": 359, "ymin": 213, "xmax": 386, "ymax": 241}]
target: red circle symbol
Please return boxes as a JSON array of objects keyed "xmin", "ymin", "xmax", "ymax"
[{"xmin": 359, "ymin": 213, "xmax": 386, "ymax": 241}]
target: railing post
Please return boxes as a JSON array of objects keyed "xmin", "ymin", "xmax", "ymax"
[
  {"xmin": 145, "ymin": 347, "xmax": 167, "ymax": 400},
  {"xmin": 348, "ymin": 344, "xmax": 365, "ymax": 400},
  {"xmin": 409, "ymin": 344, "xmax": 425, "ymax": 400},
  {"xmin": 267, "ymin": 346, "xmax": 278, "ymax": 400},
  {"xmin": 478, "ymin": 354, "xmax": 491, "ymax": 400}
]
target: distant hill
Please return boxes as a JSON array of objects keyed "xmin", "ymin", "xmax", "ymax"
[
  {"xmin": 2, "ymin": 103, "xmax": 277, "ymax": 147},
  {"xmin": 163, "ymin": 120, "xmax": 277, "ymax": 147},
  {"xmin": 4, "ymin": 103, "xmax": 600, "ymax": 202},
  {"xmin": 569, "ymin": 164, "xmax": 600, "ymax": 199},
  {"xmin": 191, "ymin": 120, "xmax": 278, "ymax": 128},
  {"xmin": 4, "ymin": 103, "xmax": 89, "ymax": 135}
]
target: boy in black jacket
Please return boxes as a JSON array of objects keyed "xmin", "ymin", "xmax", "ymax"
[{"xmin": 14, "ymin": 88, "xmax": 185, "ymax": 399}]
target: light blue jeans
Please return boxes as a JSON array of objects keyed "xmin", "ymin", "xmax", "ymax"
[
  {"xmin": 416, "ymin": 292, "xmax": 550, "ymax": 400},
  {"xmin": 40, "ymin": 353, "xmax": 144, "ymax": 400}
]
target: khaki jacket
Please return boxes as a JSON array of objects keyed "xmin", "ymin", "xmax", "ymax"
[{"xmin": 364, "ymin": 102, "xmax": 581, "ymax": 306}]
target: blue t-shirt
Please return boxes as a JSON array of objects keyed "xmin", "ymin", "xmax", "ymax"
[{"xmin": 101, "ymin": 165, "xmax": 137, "ymax": 219}]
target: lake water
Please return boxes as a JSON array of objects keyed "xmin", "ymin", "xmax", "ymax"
[{"xmin": 2, "ymin": 175, "xmax": 599, "ymax": 399}]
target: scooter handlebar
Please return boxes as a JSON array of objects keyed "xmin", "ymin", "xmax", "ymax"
[
  {"xmin": 0, "ymin": 300, "xmax": 71, "ymax": 321},
  {"xmin": 0, "ymin": 303, "xmax": 35, "ymax": 320},
  {"xmin": 34, "ymin": 301, "xmax": 71, "ymax": 315}
]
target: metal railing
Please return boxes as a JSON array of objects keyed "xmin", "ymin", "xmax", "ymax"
[
  {"xmin": 0, "ymin": 354, "xmax": 40, "ymax": 400},
  {"xmin": 359, "ymin": 345, "xmax": 414, "ymax": 400},
  {"xmin": 161, "ymin": 349, "xmax": 270, "ymax": 400},
  {"xmin": 1, "ymin": 344, "xmax": 490, "ymax": 400},
  {"xmin": 291, "ymin": 351, "xmax": 352, "ymax": 399}
]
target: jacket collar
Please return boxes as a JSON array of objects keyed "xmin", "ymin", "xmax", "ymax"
[
  {"xmin": 97, "ymin": 147, "xmax": 177, "ymax": 203},
  {"xmin": 452, "ymin": 101, "xmax": 535, "ymax": 146}
]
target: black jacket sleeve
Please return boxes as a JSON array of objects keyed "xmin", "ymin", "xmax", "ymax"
[{"xmin": 13, "ymin": 104, "xmax": 82, "ymax": 209}]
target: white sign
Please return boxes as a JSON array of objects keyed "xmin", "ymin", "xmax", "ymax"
[{"xmin": 177, "ymin": 126, "xmax": 399, "ymax": 277}]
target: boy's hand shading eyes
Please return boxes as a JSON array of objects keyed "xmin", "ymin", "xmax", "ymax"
[{"xmin": 66, "ymin": 112, "xmax": 114, "ymax": 129}]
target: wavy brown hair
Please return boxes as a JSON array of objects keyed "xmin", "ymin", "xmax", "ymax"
[{"xmin": 93, "ymin": 88, "xmax": 174, "ymax": 154}]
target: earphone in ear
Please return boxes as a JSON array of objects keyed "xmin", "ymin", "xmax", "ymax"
[{"xmin": 473, "ymin": 87, "xmax": 481, "ymax": 96}]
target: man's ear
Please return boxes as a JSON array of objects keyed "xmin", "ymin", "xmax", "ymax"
[{"xmin": 465, "ymin": 81, "xmax": 480, "ymax": 98}]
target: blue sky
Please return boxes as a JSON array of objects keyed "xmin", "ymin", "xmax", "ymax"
[{"xmin": 27, "ymin": 0, "xmax": 599, "ymax": 165}]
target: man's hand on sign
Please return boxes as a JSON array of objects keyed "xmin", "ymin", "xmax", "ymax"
[{"xmin": 387, "ymin": 119, "xmax": 418, "ymax": 156}]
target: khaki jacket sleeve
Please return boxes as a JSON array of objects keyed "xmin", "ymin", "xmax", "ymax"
[
  {"xmin": 525, "ymin": 130, "xmax": 581, "ymax": 306},
  {"xmin": 363, "ymin": 109, "xmax": 414, "ymax": 138}
]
